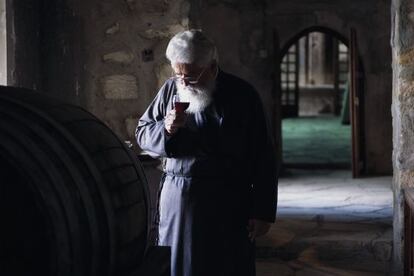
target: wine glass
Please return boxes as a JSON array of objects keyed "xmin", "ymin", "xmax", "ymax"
[{"xmin": 172, "ymin": 94, "xmax": 190, "ymax": 113}]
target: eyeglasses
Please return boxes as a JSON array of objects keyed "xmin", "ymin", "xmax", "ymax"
[{"xmin": 172, "ymin": 67, "xmax": 208, "ymax": 85}]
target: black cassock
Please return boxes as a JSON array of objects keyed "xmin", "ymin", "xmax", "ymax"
[{"xmin": 136, "ymin": 70, "xmax": 278, "ymax": 276}]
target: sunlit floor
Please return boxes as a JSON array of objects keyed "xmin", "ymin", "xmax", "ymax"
[
  {"xmin": 283, "ymin": 116, "xmax": 351, "ymax": 168},
  {"xmin": 255, "ymin": 169, "xmax": 393, "ymax": 276}
]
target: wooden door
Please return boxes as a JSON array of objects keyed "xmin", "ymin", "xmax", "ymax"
[{"xmin": 349, "ymin": 28, "xmax": 363, "ymax": 178}]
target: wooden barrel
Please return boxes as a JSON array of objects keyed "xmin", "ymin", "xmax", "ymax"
[{"xmin": 0, "ymin": 86, "xmax": 149, "ymax": 276}]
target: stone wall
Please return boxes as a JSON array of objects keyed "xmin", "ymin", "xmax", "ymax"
[
  {"xmin": 73, "ymin": 0, "xmax": 190, "ymax": 140},
  {"xmin": 6, "ymin": 0, "xmax": 392, "ymax": 174},
  {"xmin": 197, "ymin": 1, "xmax": 274, "ymax": 112},
  {"xmin": 199, "ymin": 0, "xmax": 392, "ymax": 175},
  {"xmin": 6, "ymin": 0, "xmax": 191, "ymax": 144},
  {"xmin": 391, "ymin": 0, "xmax": 414, "ymax": 271}
]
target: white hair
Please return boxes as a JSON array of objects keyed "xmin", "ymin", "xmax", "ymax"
[{"xmin": 166, "ymin": 29, "xmax": 218, "ymax": 66}]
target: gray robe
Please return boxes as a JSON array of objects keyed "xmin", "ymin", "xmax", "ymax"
[{"xmin": 136, "ymin": 70, "xmax": 278, "ymax": 276}]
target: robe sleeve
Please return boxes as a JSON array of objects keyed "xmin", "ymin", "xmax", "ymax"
[
  {"xmin": 248, "ymin": 90, "xmax": 278, "ymax": 223},
  {"xmin": 135, "ymin": 82, "xmax": 173, "ymax": 158}
]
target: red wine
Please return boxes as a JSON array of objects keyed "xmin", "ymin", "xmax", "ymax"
[{"xmin": 174, "ymin": 102, "xmax": 190, "ymax": 113}]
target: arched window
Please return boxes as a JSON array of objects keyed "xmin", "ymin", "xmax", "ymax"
[
  {"xmin": 280, "ymin": 27, "xmax": 357, "ymax": 171},
  {"xmin": 280, "ymin": 28, "xmax": 349, "ymax": 118}
]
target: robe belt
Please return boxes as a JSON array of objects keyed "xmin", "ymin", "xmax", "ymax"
[
  {"xmin": 163, "ymin": 171, "xmax": 230, "ymax": 179},
  {"xmin": 162, "ymin": 172, "xmax": 250, "ymax": 189}
]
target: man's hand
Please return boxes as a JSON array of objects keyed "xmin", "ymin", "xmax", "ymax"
[
  {"xmin": 247, "ymin": 219, "xmax": 271, "ymax": 242},
  {"xmin": 164, "ymin": 109, "xmax": 187, "ymax": 135}
]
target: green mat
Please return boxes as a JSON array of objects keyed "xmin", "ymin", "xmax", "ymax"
[{"xmin": 282, "ymin": 116, "xmax": 351, "ymax": 167}]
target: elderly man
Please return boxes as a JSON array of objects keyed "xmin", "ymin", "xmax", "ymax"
[{"xmin": 136, "ymin": 30, "xmax": 277, "ymax": 276}]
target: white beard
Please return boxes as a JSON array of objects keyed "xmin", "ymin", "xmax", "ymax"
[{"xmin": 175, "ymin": 80, "xmax": 215, "ymax": 114}]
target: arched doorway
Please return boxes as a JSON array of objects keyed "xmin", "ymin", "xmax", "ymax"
[
  {"xmin": 277, "ymin": 27, "xmax": 364, "ymax": 177},
  {"xmin": 258, "ymin": 27, "xmax": 392, "ymax": 275}
]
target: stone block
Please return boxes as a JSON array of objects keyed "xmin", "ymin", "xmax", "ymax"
[
  {"xmin": 398, "ymin": 170, "xmax": 414, "ymax": 187},
  {"xmin": 103, "ymin": 75, "xmax": 138, "ymax": 99},
  {"xmin": 140, "ymin": 24, "xmax": 185, "ymax": 40},
  {"xmin": 395, "ymin": 83, "xmax": 414, "ymax": 170},
  {"xmin": 106, "ymin": 22, "xmax": 120, "ymax": 35},
  {"xmin": 399, "ymin": 65, "xmax": 414, "ymax": 80},
  {"xmin": 399, "ymin": 48, "xmax": 414, "ymax": 65},
  {"xmin": 103, "ymin": 51, "xmax": 134, "ymax": 65}
]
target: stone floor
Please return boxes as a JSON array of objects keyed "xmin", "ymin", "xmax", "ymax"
[
  {"xmin": 282, "ymin": 116, "xmax": 351, "ymax": 167},
  {"xmin": 255, "ymin": 169, "xmax": 393, "ymax": 276}
]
